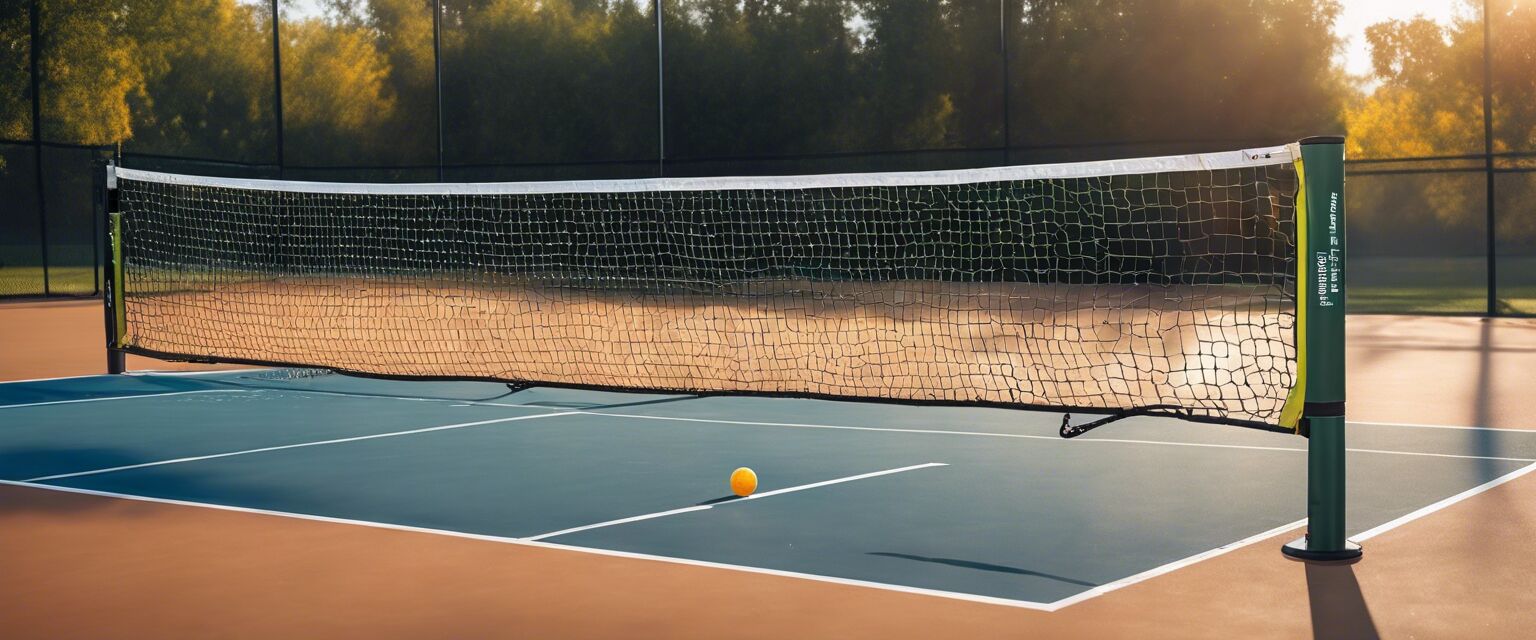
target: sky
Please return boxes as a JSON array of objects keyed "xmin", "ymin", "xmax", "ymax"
[{"xmin": 264, "ymin": 0, "xmax": 1469, "ymax": 83}]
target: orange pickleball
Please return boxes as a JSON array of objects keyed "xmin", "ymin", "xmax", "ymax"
[{"xmin": 729, "ymin": 467, "xmax": 758, "ymax": 497}]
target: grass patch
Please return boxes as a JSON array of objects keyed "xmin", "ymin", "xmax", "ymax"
[
  {"xmin": 1349, "ymin": 256, "xmax": 1536, "ymax": 315},
  {"xmin": 0, "ymin": 266, "xmax": 99, "ymax": 297}
]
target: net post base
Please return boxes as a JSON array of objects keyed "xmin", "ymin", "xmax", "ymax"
[{"xmin": 1281, "ymin": 536, "xmax": 1362, "ymax": 564}]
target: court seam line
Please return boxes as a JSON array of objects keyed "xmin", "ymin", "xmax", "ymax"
[
  {"xmin": 1350, "ymin": 460, "xmax": 1536, "ymax": 542},
  {"xmin": 522, "ymin": 463, "xmax": 947, "ymax": 542},
  {"xmin": 0, "ymin": 479, "xmax": 1058, "ymax": 611},
  {"xmin": 572, "ymin": 411, "xmax": 1536, "ymax": 463},
  {"xmin": 22, "ymin": 410, "xmax": 582, "ymax": 482},
  {"xmin": 0, "ymin": 389, "xmax": 249, "ymax": 410}
]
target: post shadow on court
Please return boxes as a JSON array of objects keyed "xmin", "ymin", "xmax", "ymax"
[{"xmin": 1305, "ymin": 564, "xmax": 1380, "ymax": 640}]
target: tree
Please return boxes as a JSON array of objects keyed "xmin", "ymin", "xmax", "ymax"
[
  {"xmin": 1009, "ymin": 0, "xmax": 1347, "ymax": 153},
  {"xmin": 1346, "ymin": 0, "xmax": 1536, "ymax": 250},
  {"xmin": 280, "ymin": 9, "xmax": 399, "ymax": 167},
  {"xmin": 36, "ymin": 0, "xmax": 144, "ymax": 145},
  {"xmin": 440, "ymin": 0, "xmax": 656, "ymax": 168},
  {"xmin": 0, "ymin": 0, "xmax": 31, "ymax": 143},
  {"xmin": 124, "ymin": 0, "xmax": 275, "ymax": 162}
]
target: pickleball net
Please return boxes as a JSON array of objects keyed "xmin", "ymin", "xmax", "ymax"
[{"xmin": 106, "ymin": 144, "xmax": 1304, "ymax": 432}]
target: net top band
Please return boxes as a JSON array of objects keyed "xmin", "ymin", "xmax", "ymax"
[{"xmin": 112, "ymin": 144, "xmax": 1296, "ymax": 196}]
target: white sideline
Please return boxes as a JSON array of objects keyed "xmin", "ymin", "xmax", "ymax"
[
  {"xmin": 1058, "ymin": 457, "xmax": 1536, "ymax": 611},
  {"xmin": 1047, "ymin": 517, "xmax": 1308, "ymax": 609},
  {"xmin": 23, "ymin": 410, "xmax": 580, "ymax": 482},
  {"xmin": 12, "ymin": 463, "xmax": 1536, "ymax": 612},
  {"xmin": 0, "ymin": 389, "xmax": 248, "ymax": 410},
  {"xmin": 523, "ymin": 463, "xmax": 947, "ymax": 542},
  {"xmin": 0, "ymin": 368, "xmax": 257, "ymax": 386},
  {"xmin": 0, "ymin": 479, "xmax": 1059, "ymax": 611},
  {"xmin": 126, "ymin": 369, "xmax": 261, "ymax": 377},
  {"xmin": 0, "ymin": 373, "xmax": 113, "ymax": 385},
  {"xmin": 1351, "ymin": 460, "xmax": 1536, "ymax": 542},
  {"xmin": 7, "ymin": 407, "xmax": 1536, "ymax": 611}
]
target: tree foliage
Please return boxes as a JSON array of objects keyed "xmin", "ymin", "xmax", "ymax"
[
  {"xmin": 7, "ymin": 0, "xmax": 1526, "ymax": 252},
  {"xmin": 0, "ymin": 0, "xmax": 31, "ymax": 142},
  {"xmin": 1346, "ymin": 0, "xmax": 1536, "ymax": 248},
  {"xmin": 36, "ymin": 0, "xmax": 143, "ymax": 145},
  {"xmin": 127, "ymin": 0, "xmax": 275, "ymax": 161},
  {"xmin": 1, "ymin": 0, "xmax": 1357, "ymax": 170},
  {"xmin": 1010, "ymin": 0, "xmax": 1346, "ymax": 149}
]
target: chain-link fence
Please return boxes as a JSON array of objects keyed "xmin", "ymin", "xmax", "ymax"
[{"xmin": 3, "ymin": 0, "xmax": 1531, "ymax": 314}]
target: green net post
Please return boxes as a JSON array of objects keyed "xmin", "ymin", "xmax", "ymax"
[{"xmin": 1283, "ymin": 136, "xmax": 1361, "ymax": 562}]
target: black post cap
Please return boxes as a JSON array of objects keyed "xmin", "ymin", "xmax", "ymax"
[{"xmin": 1299, "ymin": 135, "xmax": 1346, "ymax": 145}]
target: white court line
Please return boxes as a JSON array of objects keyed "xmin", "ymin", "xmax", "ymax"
[
  {"xmin": 0, "ymin": 369, "xmax": 250, "ymax": 385},
  {"xmin": 523, "ymin": 463, "xmax": 947, "ymax": 542},
  {"xmin": 0, "ymin": 373, "xmax": 113, "ymax": 385},
  {"xmin": 71, "ymin": 373, "xmax": 1518, "ymax": 434},
  {"xmin": 12, "ymin": 374, "xmax": 1536, "ymax": 609},
  {"xmin": 522, "ymin": 506, "xmax": 713, "ymax": 542},
  {"xmin": 222, "ymin": 385, "xmax": 527, "ymax": 409},
  {"xmin": 1351, "ymin": 420, "xmax": 1534, "ymax": 434},
  {"xmin": 24, "ymin": 410, "xmax": 580, "ymax": 482},
  {"xmin": 126, "ymin": 369, "xmax": 260, "ymax": 378},
  {"xmin": 1345, "ymin": 447, "xmax": 1534, "ymax": 464},
  {"xmin": 575, "ymin": 411, "xmax": 1536, "ymax": 463},
  {"xmin": 1351, "ymin": 460, "xmax": 1536, "ymax": 542},
  {"xmin": 1053, "ymin": 456, "xmax": 1536, "ymax": 609},
  {"xmin": 1047, "ymin": 517, "xmax": 1308, "ymax": 609},
  {"xmin": 44, "ymin": 373, "xmax": 1536, "ymax": 435},
  {"xmin": 0, "ymin": 479, "xmax": 1056, "ymax": 611},
  {"xmin": 0, "ymin": 389, "xmax": 248, "ymax": 410},
  {"xmin": 10, "ymin": 428, "xmax": 1536, "ymax": 612}
]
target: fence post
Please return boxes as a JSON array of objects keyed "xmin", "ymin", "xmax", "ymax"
[{"xmin": 1481, "ymin": 0, "xmax": 1497, "ymax": 316}]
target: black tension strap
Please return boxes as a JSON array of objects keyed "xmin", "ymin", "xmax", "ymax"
[
  {"xmin": 1303, "ymin": 401, "xmax": 1346, "ymax": 417},
  {"xmin": 1296, "ymin": 401, "xmax": 1346, "ymax": 438},
  {"xmin": 1059, "ymin": 404, "xmax": 1190, "ymax": 438}
]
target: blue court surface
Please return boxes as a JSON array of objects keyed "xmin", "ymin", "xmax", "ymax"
[{"xmin": 3, "ymin": 370, "xmax": 1534, "ymax": 610}]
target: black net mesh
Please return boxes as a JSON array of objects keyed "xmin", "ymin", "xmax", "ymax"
[{"xmin": 116, "ymin": 159, "xmax": 1299, "ymax": 428}]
